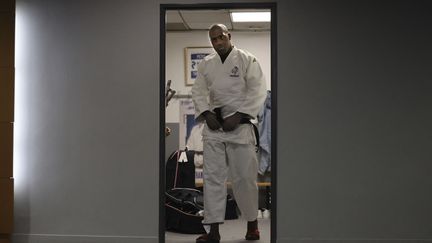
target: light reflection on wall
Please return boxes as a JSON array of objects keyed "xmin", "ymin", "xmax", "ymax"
[{"xmin": 13, "ymin": 4, "xmax": 30, "ymax": 192}]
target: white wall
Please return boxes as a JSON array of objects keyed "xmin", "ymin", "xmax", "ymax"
[{"xmin": 165, "ymin": 31, "xmax": 270, "ymax": 122}]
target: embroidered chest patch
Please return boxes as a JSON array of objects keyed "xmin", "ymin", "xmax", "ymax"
[{"xmin": 230, "ymin": 66, "xmax": 240, "ymax": 77}]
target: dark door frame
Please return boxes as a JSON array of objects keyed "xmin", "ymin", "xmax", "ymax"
[{"xmin": 160, "ymin": 3, "xmax": 277, "ymax": 243}]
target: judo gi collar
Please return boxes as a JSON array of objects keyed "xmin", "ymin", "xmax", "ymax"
[{"xmin": 218, "ymin": 45, "xmax": 233, "ymax": 63}]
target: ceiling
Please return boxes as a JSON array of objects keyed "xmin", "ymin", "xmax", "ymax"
[{"xmin": 166, "ymin": 9, "xmax": 271, "ymax": 31}]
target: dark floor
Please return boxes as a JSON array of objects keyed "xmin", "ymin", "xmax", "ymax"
[{"xmin": 166, "ymin": 217, "xmax": 271, "ymax": 243}]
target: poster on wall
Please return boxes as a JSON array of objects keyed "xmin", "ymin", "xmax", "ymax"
[
  {"xmin": 184, "ymin": 47, "xmax": 213, "ymax": 86},
  {"xmin": 179, "ymin": 99, "xmax": 196, "ymax": 149}
]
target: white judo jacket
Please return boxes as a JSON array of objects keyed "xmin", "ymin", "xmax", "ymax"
[{"xmin": 192, "ymin": 46, "xmax": 267, "ymax": 144}]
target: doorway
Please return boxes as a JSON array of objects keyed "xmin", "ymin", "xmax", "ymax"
[{"xmin": 160, "ymin": 3, "xmax": 277, "ymax": 243}]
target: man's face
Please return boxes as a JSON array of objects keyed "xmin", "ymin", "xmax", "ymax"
[{"xmin": 209, "ymin": 28, "xmax": 231, "ymax": 56}]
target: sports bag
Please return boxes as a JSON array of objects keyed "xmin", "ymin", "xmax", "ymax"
[
  {"xmin": 165, "ymin": 188, "xmax": 206, "ymax": 234},
  {"xmin": 166, "ymin": 150, "xmax": 195, "ymax": 190}
]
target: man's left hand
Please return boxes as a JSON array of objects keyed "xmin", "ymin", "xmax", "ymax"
[{"xmin": 223, "ymin": 112, "xmax": 243, "ymax": 131}]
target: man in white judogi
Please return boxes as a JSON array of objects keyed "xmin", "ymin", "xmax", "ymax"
[{"xmin": 192, "ymin": 24, "xmax": 267, "ymax": 243}]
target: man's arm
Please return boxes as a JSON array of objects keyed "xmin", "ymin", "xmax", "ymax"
[
  {"xmin": 223, "ymin": 55, "xmax": 266, "ymax": 131},
  {"xmin": 191, "ymin": 62, "xmax": 222, "ymax": 130},
  {"xmin": 237, "ymin": 55, "xmax": 267, "ymax": 118},
  {"xmin": 191, "ymin": 62, "xmax": 210, "ymax": 121}
]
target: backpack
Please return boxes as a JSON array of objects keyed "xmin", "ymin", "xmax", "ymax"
[{"xmin": 165, "ymin": 150, "xmax": 195, "ymax": 190}]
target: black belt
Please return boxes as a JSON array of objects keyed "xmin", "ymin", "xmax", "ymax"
[
  {"xmin": 214, "ymin": 108, "xmax": 260, "ymax": 151},
  {"xmin": 240, "ymin": 118, "xmax": 260, "ymax": 151}
]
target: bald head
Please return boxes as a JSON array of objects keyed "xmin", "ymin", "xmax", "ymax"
[
  {"xmin": 208, "ymin": 24, "xmax": 232, "ymax": 56},
  {"xmin": 209, "ymin": 24, "xmax": 230, "ymax": 34}
]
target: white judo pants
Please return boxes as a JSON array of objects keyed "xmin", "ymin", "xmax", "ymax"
[{"xmin": 202, "ymin": 137, "xmax": 259, "ymax": 224}]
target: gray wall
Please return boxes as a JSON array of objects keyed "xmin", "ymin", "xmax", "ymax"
[
  {"xmin": 278, "ymin": 0, "xmax": 432, "ymax": 242},
  {"xmin": 13, "ymin": 0, "xmax": 432, "ymax": 243},
  {"xmin": 14, "ymin": 0, "xmax": 159, "ymax": 242}
]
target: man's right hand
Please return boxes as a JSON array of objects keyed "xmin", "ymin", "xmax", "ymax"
[{"xmin": 203, "ymin": 111, "xmax": 222, "ymax": 130}]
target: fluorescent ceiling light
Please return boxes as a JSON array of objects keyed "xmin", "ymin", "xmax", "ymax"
[{"xmin": 231, "ymin": 12, "xmax": 271, "ymax": 22}]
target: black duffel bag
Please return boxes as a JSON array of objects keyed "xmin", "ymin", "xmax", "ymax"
[
  {"xmin": 165, "ymin": 188, "xmax": 206, "ymax": 234},
  {"xmin": 165, "ymin": 187, "xmax": 239, "ymax": 234}
]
